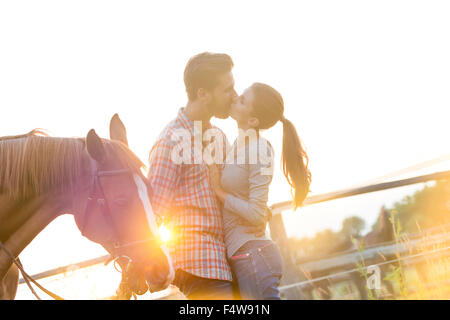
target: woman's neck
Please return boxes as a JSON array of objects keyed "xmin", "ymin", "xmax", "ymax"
[{"xmin": 236, "ymin": 126, "xmax": 260, "ymax": 147}]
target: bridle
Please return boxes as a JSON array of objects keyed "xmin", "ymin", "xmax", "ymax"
[
  {"xmin": 80, "ymin": 159, "xmax": 159, "ymax": 260},
  {"xmin": 79, "ymin": 160, "xmax": 167, "ymax": 299},
  {"xmin": 80, "ymin": 159, "xmax": 129, "ymax": 255}
]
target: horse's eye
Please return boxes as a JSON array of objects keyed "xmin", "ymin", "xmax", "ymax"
[{"xmin": 114, "ymin": 198, "xmax": 129, "ymax": 206}]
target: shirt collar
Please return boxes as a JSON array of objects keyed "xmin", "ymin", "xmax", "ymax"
[{"xmin": 177, "ymin": 107, "xmax": 213, "ymax": 135}]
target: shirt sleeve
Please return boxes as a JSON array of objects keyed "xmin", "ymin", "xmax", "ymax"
[
  {"xmin": 223, "ymin": 141, "xmax": 274, "ymax": 226},
  {"xmin": 147, "ymin": 138, "xmax": 181, "ymax": 222}
]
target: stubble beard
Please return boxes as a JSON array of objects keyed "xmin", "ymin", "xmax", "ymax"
[{"xmin": 209, "ymin": 98, "xmax": 230, "ymax": 120}]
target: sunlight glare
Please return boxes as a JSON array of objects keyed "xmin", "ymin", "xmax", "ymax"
[{"xmin": 158, "ymin": 224, "xmax": 171, "ymax": 243}]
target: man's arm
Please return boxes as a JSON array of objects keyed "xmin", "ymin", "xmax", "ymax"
[{"xmin": 147, "ymin": 138, "xmax": 181, "ymax": 222}]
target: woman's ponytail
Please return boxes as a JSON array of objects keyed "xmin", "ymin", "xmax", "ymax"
[
  {"xmin": 249, "ymin": 82, "xmax": 311, "ymax": 209},
  {"xmin": 280, "ymin": 116, "xmax": 311, "ymax": 209}
]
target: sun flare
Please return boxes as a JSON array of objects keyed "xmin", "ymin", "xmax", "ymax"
[{"xmin": 158, "ymin": 224, "xmax": 171, "ymax": 243}]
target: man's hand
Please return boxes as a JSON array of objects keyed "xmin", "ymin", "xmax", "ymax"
[
  {"xmin": 241, "ymin": 220, "xmax": 266, "ymax": 237},
  {"xmin": 238, "ymin": 207, "xmax": 273, "ymax": 237},
  {"xmin": 207, "ymin": 163, "xmax": 228, "ymax": 202}
]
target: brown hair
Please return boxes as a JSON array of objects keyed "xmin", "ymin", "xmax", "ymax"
[
  {"xmin": 184, "ymin": 52, "xmax": 234, "ymax": 101},
  {"xmin": 250, "ymin": 83, "xmax": 311, "ymax": 209}
]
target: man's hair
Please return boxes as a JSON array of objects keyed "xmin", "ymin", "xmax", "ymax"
[{"xmin": 184, "ymin": 52, "xmax": 234, "ymax": 101}]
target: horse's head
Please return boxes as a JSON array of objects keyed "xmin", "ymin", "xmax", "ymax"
[{"xmin": 73, "ymin": 114, "xmax": 174, "ymax": 294}]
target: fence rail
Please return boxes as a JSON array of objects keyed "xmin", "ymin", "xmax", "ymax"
[
  {"xmin": 271, "ymin": 169, "xmax": 450, "ymax": 215},
  {"xmin": 18, "ymin": 255, "xmax": 111, "ymax": 285},
  {"xmin": 296, "ymin": 231, "xmax": 450, "ymax": 274},
  {"xmin": 280, "ymin": 242, "xmax": 450, "ymax": 292}
]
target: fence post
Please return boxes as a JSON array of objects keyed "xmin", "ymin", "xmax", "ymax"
[{"xmin": 269, "ymin": 212, "xmax": 312, "ymax": 300}]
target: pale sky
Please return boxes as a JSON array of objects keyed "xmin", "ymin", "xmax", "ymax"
[{"xmin": 1, "ymin": 1, "xmax": 450, "ymax": 298}]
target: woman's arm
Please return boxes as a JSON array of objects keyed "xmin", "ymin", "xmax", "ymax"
[
  {"xmin": 222, "ymin": 162, "xmax": 273, "ymax": 226},
  {"xmin": 208, "ymin": 158, "xmax": 273, "ymax": 227}
]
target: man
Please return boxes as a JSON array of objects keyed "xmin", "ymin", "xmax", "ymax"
[{"xmin": 147, "ymin": 52, "xmax": 237, "ymax": 299}]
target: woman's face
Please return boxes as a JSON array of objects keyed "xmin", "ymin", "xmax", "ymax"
[{"xmin": 230, "ymin": 87, "xmax": 259, "ymax": 129}]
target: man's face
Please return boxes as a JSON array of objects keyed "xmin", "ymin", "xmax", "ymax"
[{"xmin": 208, "ymin": 71, "xmax": 237, "ymax": 119}]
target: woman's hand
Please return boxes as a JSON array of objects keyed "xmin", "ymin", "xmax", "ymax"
[
  {"xmin": 208, "ymin": 163, "xmax": 228, "ymax": 202},
  {"xmin": 208, "ymin": 163, "xmax": 221, "ymax": 188}
]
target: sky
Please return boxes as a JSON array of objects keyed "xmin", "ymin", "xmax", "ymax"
[{"xmin": 1, "ymin": 1, "xmax": 450, "ymax": 298}]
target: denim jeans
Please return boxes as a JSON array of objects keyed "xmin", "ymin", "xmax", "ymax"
[
  {"xmin": 173, "ymin": 269, "xmax": 235, "ymax": 300},
  {"xmin": 229, "ymin": 240, "xmax": 283, "ymax": 300}
]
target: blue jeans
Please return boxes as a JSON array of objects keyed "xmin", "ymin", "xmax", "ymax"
[{"xmin": 230, "ymin": 240, "xmax": 283, "ymax": 300}]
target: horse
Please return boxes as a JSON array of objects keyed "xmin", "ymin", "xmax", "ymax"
[
  {"xmin": 0, "ymin": 114, "xmax": 174, "ymax": 299},
  {"xmin": 0, "ymin": 264, "xmax": 19, "ymax": 300}
]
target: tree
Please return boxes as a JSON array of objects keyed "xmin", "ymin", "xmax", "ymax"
[
  {"xmin": 387, "ymin": 180, "xmax": 450, "ymax": 233},
  {"xmin": 341, "ymin": 216, "xmax": 366, "ymax": 238}
]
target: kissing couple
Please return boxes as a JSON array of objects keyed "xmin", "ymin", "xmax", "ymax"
[{"xmin": 146, "ymin": 52, "xmax": 311, "ymax": 300}]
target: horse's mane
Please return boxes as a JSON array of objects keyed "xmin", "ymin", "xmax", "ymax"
[
  {"xmin": 0, "ymin": 130, "xmax": 145, "ymax": 200},
  {"xmin": 0, "ymin": 129, "xmax": 49, "ymax": 141}
]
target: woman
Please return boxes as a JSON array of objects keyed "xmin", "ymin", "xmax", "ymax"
[{"xmin": 208, "ymin": 82, "xmax": 311, "ymax": 300}]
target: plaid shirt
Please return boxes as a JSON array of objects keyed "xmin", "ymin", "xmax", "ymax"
[{"xmin": 148, "ymin": 108, "xmax": 232, "ymax": 281}]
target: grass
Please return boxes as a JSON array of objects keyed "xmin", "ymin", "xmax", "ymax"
[
  {"xmin": 351, "ymin": 210, "xmax": 450, "ymax": 300},
  {"xmin": 314, "ymin": 209, "xmax": 450, "ymax": 300}
]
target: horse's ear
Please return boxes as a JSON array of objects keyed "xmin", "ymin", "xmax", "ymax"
[
  {"xmin": 109, "ymin": 113, "xmax": 129, "ymax": 146},
  {"xmin": 86, "ymin": 129, "xmax": 106, "ymax": 163}
]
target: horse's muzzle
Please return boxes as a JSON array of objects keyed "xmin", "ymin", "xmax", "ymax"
[{"xmin": 145, "ymin": 261, "xmax": 174, "ymax": 293}]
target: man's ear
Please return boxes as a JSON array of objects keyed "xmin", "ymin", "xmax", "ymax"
[
  {"xmin": 86, "ymin": 129, "xmax": 106, "ymax": 163},
  {"xmin": 248, "ymin": 117, "xmax": 260, "ymax": 129},
  {"xmin": 109, "ymin": 113, "xmax": 129, "ymax": 146},
  {"xmin": 197, "ymin": 88, "xmax": 212, "ymax": 104}
]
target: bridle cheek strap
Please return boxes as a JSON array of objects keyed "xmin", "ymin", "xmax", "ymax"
[
  {"xmin": 80, "ymin": 160, "xmax": 157, "ymax": 259},
  {"xmin": 80, "ymin": 159, "xmax": 129, "ymax": 257}
]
